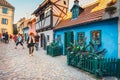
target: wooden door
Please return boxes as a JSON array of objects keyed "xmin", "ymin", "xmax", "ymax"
[
  {"xmin": 43, "ymin": 34, "xmax": 47, "ymax": 50},
  {"xmin": 64, "ymin": 31, "xmax": 74, "ymax": 55}
]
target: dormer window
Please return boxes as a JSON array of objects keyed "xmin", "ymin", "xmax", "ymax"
[
  {"xmin": 71, "ymin": 0, "xmax": 83, "ymax": 19},
  {"xmin": 72, "ymin": 7, "xmax": 79, "ymax": 19}
]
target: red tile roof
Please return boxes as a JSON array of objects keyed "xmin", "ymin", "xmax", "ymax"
[
  {"xmin": 0, "ymin": 0, "xmax": 14, "ymax": 9},
  {"xmin": 54, "ymin": 3, "xmax": 105, "ymax": 30}
]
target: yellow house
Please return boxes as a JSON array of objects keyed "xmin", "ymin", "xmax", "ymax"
[
  {"xmin": 0, "ymin": 0, "xmax": 14, "ymax": 34},
  {"xmin": 17, "ymin": 17, "xmax": 31, "ymax": 34},
  {"xmin": 17, "ymin": 17, "xmax": 26, "ymax": 34}
]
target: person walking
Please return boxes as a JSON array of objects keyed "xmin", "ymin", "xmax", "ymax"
[
  {"xmin": 4, "ymin": 32, "xmax": 9, "ymax": 43},
  {"xmin": 27, "ymin": 32, "xmax": 35, "ymax": 56},
  {"xmin": 15, "ymin": 33, "xmax": 24, "ymax": 49},
  {"xmin": 13, "ymin": 34, "xmax": 18, "ymax": 43},
  {"xmin": 35, "ymin": 33, "xmax": 40, "ymax": 51}
]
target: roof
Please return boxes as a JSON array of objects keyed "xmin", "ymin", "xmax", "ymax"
[
  {"xmin": 54, "ymin": 3, "xmax": 105, "ymax": 30},
  {"xmin": 33, "ymin": 0, "xmax": 51, "ymax": 15},
  {"xmin": 28, "ymin": 18, "xmax": 36, "ymax": 24},
  {"xmin": 0, "ymin": 0, "xmax": 14, "ymax": 9}
]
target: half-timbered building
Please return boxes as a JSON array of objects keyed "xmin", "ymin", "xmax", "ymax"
[{"xmin": 33, "ymin": 0, "xmax": 69, "ymax": 50}]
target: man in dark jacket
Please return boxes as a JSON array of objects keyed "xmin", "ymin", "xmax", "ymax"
[{"xmin": 5, "ymin": 32, "xmax": 9, "ymax": 43}]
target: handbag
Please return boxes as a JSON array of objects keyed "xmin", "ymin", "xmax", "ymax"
[{"xmin": 27, "ymin": 44, "xmax": 31, "ymax": 48}]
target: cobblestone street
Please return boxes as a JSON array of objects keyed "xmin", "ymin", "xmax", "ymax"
[{"xmin": 0, "ymin": 41, "xmax": 117, "ymax": 80}]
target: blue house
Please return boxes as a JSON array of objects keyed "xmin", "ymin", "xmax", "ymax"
[{"xmin": 54, "ymin": 0, "xmax": 120, "ymax": 58}]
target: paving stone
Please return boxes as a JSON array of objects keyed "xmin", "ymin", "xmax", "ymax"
[{"xmin": 0, "ymin": 41, "xmax": 118, "ymax": 80}]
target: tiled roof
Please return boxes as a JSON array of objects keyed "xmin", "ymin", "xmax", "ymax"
[
  {"xmin": 54, "ymin": 3, "xmax": 105, "ymax": 30},
  {"xmin": 0, "ymin": 0, "xmax": 14, "ymax": 9}
]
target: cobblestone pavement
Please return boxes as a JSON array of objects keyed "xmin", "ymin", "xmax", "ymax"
[{"xmin": 0, "ymin": 41, "xmax": 118, "ymax": 80}]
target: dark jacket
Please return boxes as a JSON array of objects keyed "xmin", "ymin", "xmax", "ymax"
[
  {"xmin": 27, "ymin": 37, "xmax": 35, "ymax": 47},
  {"xmin": 35, "ymin": 35, "xmax": 40, "ymax": 42},
  {"xmin": 5, "ymin": 33, "xmax": 9, "ymax": 40}
]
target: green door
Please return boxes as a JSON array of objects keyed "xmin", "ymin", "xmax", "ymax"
[{"xmin": 64, "ymin": 31, "xmax": 74, "ymax": 55}]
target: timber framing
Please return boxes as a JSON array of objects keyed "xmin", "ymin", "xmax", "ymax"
[
  {"xmin": 36, "ymin": 26, "xmax": 53, "ymax": 32},
  {"xmin": 33, "ymin": 0, "xmax": 68, "ymax": 32}
]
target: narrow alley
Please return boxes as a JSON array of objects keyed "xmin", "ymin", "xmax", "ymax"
[{"xmin": 0, "ymin": 41, "xmax": 96, "ymax": 80}]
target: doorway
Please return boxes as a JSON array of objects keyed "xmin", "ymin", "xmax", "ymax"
[
  {"xmin": 41, "ymin": 33, "xmax": 47, "ymax": 50},
  {"xmin": 64, "ymin": 31, "xmax": 74, "ymax": 55}
]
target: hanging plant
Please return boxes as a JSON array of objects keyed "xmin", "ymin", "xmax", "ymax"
[{"xmin": 105, "ymin": 6, "xmax": 117, "ymax": 17}]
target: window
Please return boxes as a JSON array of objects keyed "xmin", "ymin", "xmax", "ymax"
[
  {"xmin": 37, "ymin": 17, "xmax": 40, "ymax": 22},
  {"xmin": 40, "ymin": 13, "xmax": 44, "ymax": 21},
  {"xmin": 91, "ymin": 30, "xmax": 101, "ymax": 45},
  {"xmin": 45, "ymin": 8, "xmax": 51, "ymax": 17},
  {"xmin": 1, "ymin": 18, "xmax": 8, "ymax": 24},
  {"xmin": 1, "ymin": 28, "xmax": 6, "ymax": 33},
  {"xmin": 2, "ymin": 7, "xmax": 8, "ymax": 14},
  {"xmin": 72, "ymin": 8, "xmax": 79, "ymax": 19},
  {"xmin": 63, "ymin": 1, "xmax": 66, "ymax": 5},
  {"xmin": 77, "ymin": 32, "xmax": 85, "ymax": 45}
]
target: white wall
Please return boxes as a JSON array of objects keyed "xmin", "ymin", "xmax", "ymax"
[
  {"xmin": 44, "ymin": 16, "xmax": 51, "ymax": 27},
  {"xmin": 39, "ymin": 30, "xmax": 53, "ymax": 46},
  {"xmin": 69, "ymin": 0, "xmax": 97, "ymax": 10}
]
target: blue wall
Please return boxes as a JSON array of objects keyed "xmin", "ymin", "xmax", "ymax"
[
  {"xmin": 54, "ymin": 18, "xmax": 118, "ymax": 58},
  {"xmin": 23, "ymin": 28, "xmax": 29, "ymax": 33}
]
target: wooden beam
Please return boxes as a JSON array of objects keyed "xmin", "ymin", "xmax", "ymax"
[
  {"xmin": 55, "ymin": 4, "xmax": 68, "ymax": 9},
  {"xmin": 35, "ymin": 2, "xmax": 52, "ymax": 16},
  {"xmin": 54, "ymin": 0, "xmax": 60, "ymax": 4},
  {"xmin": 42, "ymin": 17, "xmax": 46, "ymax": 28},
  {"xmin": 40, "ymin": 25, "xmax": 52, "ymax": 32},
  {"xmin": 38, "ymin": 21, "xmax": 41, "ymax": 29},
  {"xmin": 53, "ymin": 14, "xmax": 61, "ymax": 17},
  {"xmin": 53, "ymin": 14, "xmax": 64, "ymax": 19},
  {"xmin": 54, "ymin": 7, "xmax": 64, "ymax": 26},
  {"xmin": 54, "ymin": 17, "xmax": 60, "ymax": 27},
  {"xmin": 52, "ymin": 2, "xmax": 67, "ymax": 15}
]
